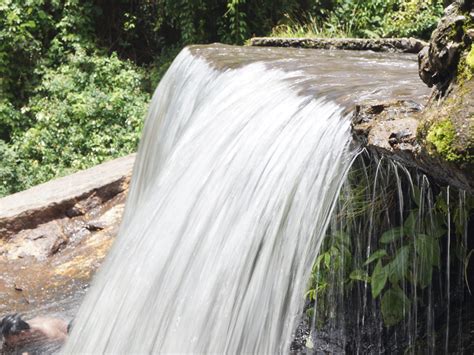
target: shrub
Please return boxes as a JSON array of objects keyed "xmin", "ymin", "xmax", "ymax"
[
  {"xmin": 382, "ymin": 0, "xmax": 444, "ymax": 39},
  {"xmin": 271, "ymin": 0, "xmax": 444, "ymax": 39},
  {"xmin": 2, "ymin": 49, "xmax": 149, "ymax": 195}
]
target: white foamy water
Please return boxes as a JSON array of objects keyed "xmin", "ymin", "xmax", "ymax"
[{"xmin": 63, "ymin": 47, "xmax": 358, "ymax": 353}]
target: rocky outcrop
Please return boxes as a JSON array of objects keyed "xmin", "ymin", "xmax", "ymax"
[
  {"xmin": 352, "ymin": 100, "xmax": 473, "ymax": 192},
  {"xmin": 418, "ymin": 0, "xmax": 473, "ymax": 92},
  {"xmin": 0, "ymin": 154, "xmax": 134, "ymax": 318},
  {"xmin": 0, "ymin": 154, "xmax": 135, "ymax": 240},
  {"xmin": 250, "ymin": 37, "xmax": 427, "ymax": 53},
  {"xmin": 352, "ymin": 0, "xmax": 473, "ymax": 191},
  {"xmin": 417, "ymin": 0, "xmax": 473, "ymax": 177},
  {"xmin": 251, "ymin": 3, "xmax": 473, "ymax": 191}
]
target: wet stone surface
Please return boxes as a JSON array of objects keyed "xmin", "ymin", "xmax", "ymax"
[
  {"xmin": 0, "ymin": 157, "xmax": 133, "ymax": 353},
  {"xmin": 0, "ymin": 190, "xmax": 126, "ymax": 316}
]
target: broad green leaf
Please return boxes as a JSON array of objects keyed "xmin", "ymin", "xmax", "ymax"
[
  {"xmin": 427, "ymin": 211, "xmax": 446, "ymax": 239},
  {"xmin": 349, "ymin": 269, "xmax": 370, "ymax": 282},
  {"xmin": 371, "ymin": 260, "xmax": 387, "ymax": 298},
  {"xmin": 364, "ymin": 249, "xmax": 387, "ymax": 266},
  {"xmin": 415, "ymin": 234, "xmax": 440, "ymax": 268},
  {"xmin": 324, "ymin": 252, "xmax": 331, "ymax": 269},
  {"xmin": 387, "ymin": 245, "xmax": 410, "ymax": 284},
  {"xmin": 415, "ymin": 258, "xmax": 433, "ymax": 289},
  {"xmin": 380, "ymin": 227, "xmax": 404, "ymax": 244},
  {"xmin": 381, "ymin": 287, "xmax": 411, "ymax": 326},
  {"xmin": 403, "ymin": 210, "xmax": 417, "ymax": 236},
  {"xmin": 414, "ymin": 234, "xmax": 440, "ymax": 288}
]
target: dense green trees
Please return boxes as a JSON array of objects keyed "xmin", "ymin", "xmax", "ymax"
[
  {"xmin": 0, "ymin": 0, "xmax": 149, "ymax": 196},
  {"xmin": 0, "ymin": 0, "xmax": 445, "ymax": 196}
]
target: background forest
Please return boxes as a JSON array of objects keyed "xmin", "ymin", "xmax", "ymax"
[{"xmin": 0, "ymin": 0, "xmax": 448, "ymax": 197}]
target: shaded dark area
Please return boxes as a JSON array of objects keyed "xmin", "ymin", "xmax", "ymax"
[{"xmin": 293, "ymin": 153, "xmax": 474, "ymax": 354}]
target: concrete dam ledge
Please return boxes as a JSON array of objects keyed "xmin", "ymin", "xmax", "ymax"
[
  {"xmin": 250, "ymin": 37, "xmax": 428, "ymax": 53},
  {"xmin": 0, "ymin": 154, "xmax": 135, "ymax": 239}
]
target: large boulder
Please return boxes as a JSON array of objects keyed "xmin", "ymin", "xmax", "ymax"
[
  {"xmin": 418, "ymin": 0, "xmax": 473, "ymax": 91},
  {"xmin": 417, "ymin": 0, "xmax": 473, "ymax": 175}
]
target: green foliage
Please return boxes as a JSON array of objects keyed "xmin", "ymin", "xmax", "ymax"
[
  {"xmin": 0, "ymin": 0, "xmax": 150, "ymax": 196},
  {"xmin": 0, "ymin": 99, "xmax": 22, "ymax": 141},
  {"xmin": 0, "ymin": 0, "xmax": 448, "ymax": 197},
  {"xmin": 0, "ymin": 0, "xmax": 55, "ymax": 105},
  {"xmin": 371, "ymin": 259, "xmax": 388, "ymax": 298},
  {"xmin": 305, "ymin": 230, "xmax": 353, "ymax": 322},
  {"xmin": 362, "ymin": 195, "xmax": 446, "ymax": 326},
  {"xmin": 306, "ymin": 160, "xmax": 473, "ymax": 330},
  {"xmin": 382, "ymin": 0, "xmax": 444, "ymax": 38},
  {"xmin": 271, "ymin": 0, "xmax": 444, "ymax": 39},
  {"xmin": 222, "ymin": 0, "xmax": 248, "ymax": 44},
  {"xmin": 2, "ymin": 49, "xmax": 149, "ymax": 194},
  {"xmin": 467, "ymin": 46, "xmax": 474, "ymax": 70},
  {"xmin": 0, "ymin": 140, "xmax": 22, "ymax": 197}
]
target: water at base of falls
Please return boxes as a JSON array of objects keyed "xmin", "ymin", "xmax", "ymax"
[{"xmin": 63, "ymin": 46, "xmax": 427, "ymax": 353}]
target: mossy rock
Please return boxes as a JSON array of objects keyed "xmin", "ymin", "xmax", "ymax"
[
  {"xmin": 467, "ymin": 46, "xmax": 474, "ymax": 70},
  {"xmin": 418, "ymin": 78, "xmax": 474, "ymax": 167},
  {"xmin": 426, "ymin": 119, "xmax": 463, "ymax": 162}
]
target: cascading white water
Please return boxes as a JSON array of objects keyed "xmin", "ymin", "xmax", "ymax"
[{"xmin": 63, "ymin": 47, "xmax": 356, "ymax": 353}]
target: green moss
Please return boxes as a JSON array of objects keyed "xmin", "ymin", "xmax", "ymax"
[
  {"xmin": 426, "ymin": 119, "xmax": 462, "ymax": 162},
  {"xmin": 456, "ymin": 51, "xmax": 473, "ymax": 85},
  {"xmin": 467, "ymin": 46, "xmax": 474, "ymax": 70}
]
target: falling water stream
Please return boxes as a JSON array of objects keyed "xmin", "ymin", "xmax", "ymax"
[{"xmin": 62, "ymin": 45, "xmax": 436, "ymax": 353}]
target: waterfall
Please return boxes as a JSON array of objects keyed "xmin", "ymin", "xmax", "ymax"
[{"xmin": 63, "ymin": 47, "xmax": 356, "ymax": 353}]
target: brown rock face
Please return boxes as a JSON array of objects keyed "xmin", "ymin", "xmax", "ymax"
[
  {"xmin": 0, "ymin": 154, "xmax": 135, "ymax": 239},
  {"xmin": 0, "ymin": 155, "xmax": 134, "ymax": 323},
  {"xmin": 352, "ymin": 0, "xmax": 473, "ymax": 191},
  {"xmin": 418, "ymin": 0, "xmax": 473, "ymax": 93},
  {"xmin": 352, "ymin": 100, "xmax": 473, "ymax": 192}
]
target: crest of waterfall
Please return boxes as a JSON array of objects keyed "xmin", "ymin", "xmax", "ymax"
[{"xmin": 63, "ymin": 47, "xmax": 357, "ymax": 353}]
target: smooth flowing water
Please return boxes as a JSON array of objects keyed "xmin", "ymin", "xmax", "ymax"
[{"xmin": 64, "ymin": 45, "xmax": 430, "ymax": 353}]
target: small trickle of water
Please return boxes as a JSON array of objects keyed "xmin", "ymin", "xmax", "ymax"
[
  {"xmin": 304, "ymin": 154, "xmax": 472, "ymax": 354},
  {"xmin": 63, "ymin": 47, "xmax": 357, "ymax": 353}
]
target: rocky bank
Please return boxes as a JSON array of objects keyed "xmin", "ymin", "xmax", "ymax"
[
  {"xmin": 352, "ymin": 0, "xmax": 473, "ymax": 192},
  {"xmin": 0, "ymin": 155, "xmax": 134, "ymax": 317}
]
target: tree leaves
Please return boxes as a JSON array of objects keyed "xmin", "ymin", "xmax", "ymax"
[
  {"xmin": 364, "ymin": 249, "xmax": 387, "ymax": 265},
  {"xmin": 403, "ymin": 210, "xmax": 417, "ymax": 236},
  {"xmin": 414, "ymin": 234, "xmax": 440, "ymax": 288},
  {"xmin": 349, "ymin": 269, "xmax": 370, "ymax": 282},
  {"xmin": 387, "ymin": 245, "xmax": 410, "ymax": 284},
  {"xmin": 380, "ymin": 226, "xmax": 405, "ymax": 244},
  {"xmin": 371, "ymin": 260, "xmax": 387, "ymax": 298}
]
